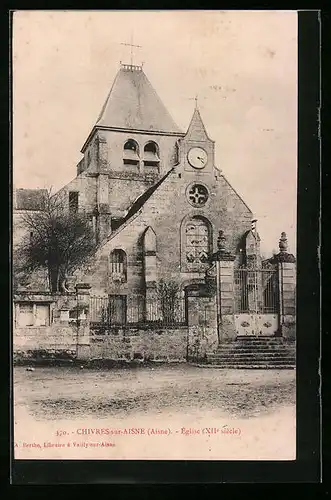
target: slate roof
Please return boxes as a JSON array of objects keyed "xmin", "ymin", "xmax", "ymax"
[
  {"xmin": 96, "ymin": 65, "xmax": 182, "ymax": 134},
  {"xmin": 185, "ymin": 106, "xmax": 212, "ymax": 142}
]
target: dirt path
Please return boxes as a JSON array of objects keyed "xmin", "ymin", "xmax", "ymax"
[
  {"xmin": 13, "ymin": 365, "xmax": 296, "ymax": 460},
  {"xmin": 14, "ymin": 364, "xmax": 295, "ymax": 421}
]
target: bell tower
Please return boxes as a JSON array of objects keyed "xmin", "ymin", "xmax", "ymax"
[
  {"xmin": 178, "ymin": 103, "xmax": 216, "ymax": 176},
  {"xmin": 73, "ymin": 62, "xmax": 184, "ymax": 241}
]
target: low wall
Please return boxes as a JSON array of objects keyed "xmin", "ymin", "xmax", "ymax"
[
  {"xmin": 187, "ymin": 326, "xmax": 218, "ymax": 362},
  {"xmin": 14, "ymin": 324, "xmax": 189, "ymax": 363},
  {"xmin": 79, "ymin": 327, "xmax": 188, "ymax": 362},
  {"xmin": 14, "ymin": 324, "xmax": 77, "ymax": 349},
  {"xmin": 13, "ymin": 324, "xmax": 78, "ymax": 361}
]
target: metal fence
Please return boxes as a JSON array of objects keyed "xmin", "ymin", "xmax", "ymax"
[
  {"xmin": 234, "ymin": 268, "xmax": 279, "ymax": 314},
  {"xmin": 90, "ymin": 295, "xmax": 187, "ymax": 327}
]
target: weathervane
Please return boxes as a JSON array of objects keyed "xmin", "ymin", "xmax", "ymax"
[
  {"xmin": 188, "ymin": 94, "xmax": 199, "ymax": 108},
  {"xmin": 120, "ymin": 33, "xmax": 142, "ymax": 67},
  {"xmin": 187, "ymin": 94, "xmax": 208, "ymax": 109}
]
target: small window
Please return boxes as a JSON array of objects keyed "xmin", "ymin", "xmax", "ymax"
[
  {"xmin": 17, "ymin": 303, "xmax": 50, "ymax": 327},
  {"xmin": 68, "ymin": 309, "xmax": 86, "ymax": 321},
  {"xmin": 18, "ymin": 303, "xmax": 34, "ymax": 327},
  {"xmin": 110, "ymin": 249, "xmax": 127, "ymax": 282},
  {"xmin": 174, "ymin": 141, "xmax": 180, "ymax": 165},
  {"xmin": 35, "ymin": 304, "xmax": 50, "ymax": 326},
  {"xmin": 69, "ymin": 310, "xmax": 77, "ymax": 320},
  {"xmin": 123, "ymin": 140, "xmax": 139, "ymax": 165},
  {"xmin": 69, "ymin": 191, "xmax": 79, "ymax": 214},
  {"xmin": 143, "ymin": 141, "xmax": 159, "ymax": 167}
]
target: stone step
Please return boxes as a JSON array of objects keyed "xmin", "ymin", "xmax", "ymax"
[
  {"xmin": 210, "ymin": 349, "xmax": 295, "ymax": 354},
  {"xmin": 216, "ymin": 350, "xmax": 295, "ymax": 356},
  {"xmin": 208, "ymin": 351, "xmax": 296, "ymax": 358},
  {"xmin": 235, "ymin": 337, "xmax": 293, "ymax": 343},
  {"xmin": 198, "ymin": 364, "xmax": 295, "ymax": 370},
  {"xmin": 235, "ymin": 337, "xmax": 281, "ymax": 340},
  {"xmin": 216, "ymin": 346, "xmax": 295, "ymax": 352},
  {"xmin": 207, "ymin": 356, "xmax": 296, "ymax": 363},
  {"xmin": 236, "ymin": 335, "xmax": 291, "ymax": 339},
  {"xmin": 207, "ymin": 358, "xmax": 296, "ymax": 366},
  {"xmin": 233, "ymin": 339, "xmax": 288, "ymax": 344},
  {"xmin": 215, "ymin": 343, "xmax": 295, "ymax": 349},
  {"xmin": 230, "ymin": 343, "xmax": 290, "ymax": 348},
  {"xmin": 204, "ymin": 336, "xmax": 296, "ymax": 369},
  {"xmin": 208, "ymin": 359, "xmax": 296, "ymax": 365}
]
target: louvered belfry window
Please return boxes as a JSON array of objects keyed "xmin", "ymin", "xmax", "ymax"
[
  {"xmin": 123, "ymin": 139, "xmax": 139, "ymax": 165},
  {"xmin": 143, "ymin": 141, "xmax": 159, "ymax": 167}
]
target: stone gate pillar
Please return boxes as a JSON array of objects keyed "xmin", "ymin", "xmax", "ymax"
[
  {"xmin": 210, "ymin": 231, "xmax": 236, "ymax": 343},
  {"xmin": 75, "ymin": 283, "xmax": 92, "ymax": 359},
  {"xmin": 270, "ymin": 233, "xmax": 296, "ymax": 339}
]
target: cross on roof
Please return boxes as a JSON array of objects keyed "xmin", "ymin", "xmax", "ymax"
[
  {"xmin": 188, "ymin": 94, "xmax": 208, "ymax": 109},
  {"xmin": 188, "ymin": 94, "xmax": 199, "ymax": 108},
  {"xmin": 120, "ymin": 34, "xmax": 142, "ymax": 66}
]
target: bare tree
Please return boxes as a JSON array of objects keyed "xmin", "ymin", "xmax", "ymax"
[
  {"xmin": 13, "ymin": 188, "xmax": 96, "ymax": 292},
  {"xmin": 156, "ymin": 279, "xmax": 180, "ymax": 324}
]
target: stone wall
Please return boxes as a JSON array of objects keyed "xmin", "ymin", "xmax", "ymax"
[
  {"xmin": 80, "ymin": 327, "xmax": 188, "ymax": 362},
  {"xmin": 97, "ymin": 129, "xmax": 180, "ymax": 177},
  {"xmin": 187, "ymin": 326, "xmax": 218, "ymax": 362},
  {"xmin": 72, "ymin": 166, "xmax": 253, "ymax": 298},
  {"xmin": 13, "ymin": 291, "xmax": 190, "ymax": 363},
  {"xmin": 13, "ymin": 292, "xmax": 89, "ymax": 359}
]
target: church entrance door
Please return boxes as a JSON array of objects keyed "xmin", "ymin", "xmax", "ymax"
[{"xmin": 233, "ymin": 266, "xmax": 279, "ymax": 336}]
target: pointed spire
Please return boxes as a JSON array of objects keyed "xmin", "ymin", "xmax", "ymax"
[{"xmin": 185, "ymin": 103, "xmax": 212, "ymax": 142}]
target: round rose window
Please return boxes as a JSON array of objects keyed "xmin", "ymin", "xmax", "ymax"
[{"xmin": 187, "ymin": 184, "xmax": 209, "ymax": 207}]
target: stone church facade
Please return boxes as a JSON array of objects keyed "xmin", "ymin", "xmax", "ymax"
[
  {"xmin": 57, "ymin": 64, "xmax": 254, "ymax": 306},
  {"xmin": 13, "ymin": 63, "xmax": 296, "ymax": 365}
]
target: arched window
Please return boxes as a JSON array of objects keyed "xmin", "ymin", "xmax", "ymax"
[
  {"xmin": 109, "ymin": 249, "xmax": 127, "ymax": 282},
  {"xmin": 184, "ymin": 217, "xmax": 211, "ymax": 269},
  {"xmin": 143, "ymin": 141, "xmax": 159, "ymax": 167},
  {"xmin": 143, "ymin": 226, "xmax": 157, "ymax": 254},
  {"xmin": 123, "ymin": 139, "xmax": 139, "ymax": 166}
]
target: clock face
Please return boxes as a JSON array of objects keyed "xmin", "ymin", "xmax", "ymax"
[{"xmin": 187, "ymin": 147, "xmax": 208, "ymax": 169}]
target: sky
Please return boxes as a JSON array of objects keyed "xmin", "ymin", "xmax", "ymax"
[{"xmin": 12, "ymin": 10, "xmax": 297, "ymax": 256}]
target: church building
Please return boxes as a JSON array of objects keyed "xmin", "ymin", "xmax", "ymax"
[
  {"xmin": 56, "ymin": 62, "xmax": 257, "ymax": 321},
  {"xmin": 13, "ymin": 61, "xmax": 296, "ymax": 364}
]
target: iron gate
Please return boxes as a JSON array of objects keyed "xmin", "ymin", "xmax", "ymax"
[
  {"xmin": 90, "ymin": 294, "xmax": 186, "ymax": 328},
  {"xmin": 234, "ymin": 267, "xmax": 279, "ymax": 336}
]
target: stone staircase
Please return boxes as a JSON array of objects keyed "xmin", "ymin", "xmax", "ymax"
[{"xmin": 206, "ymin": 336, "xmax": 296, "ymax": 369}]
